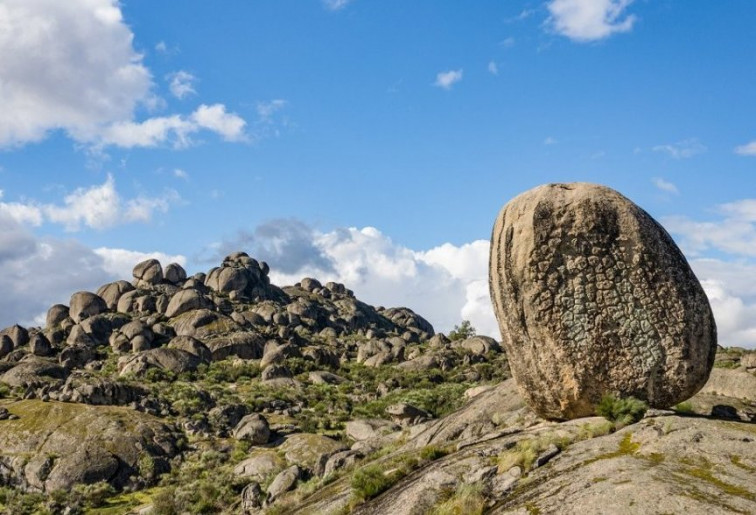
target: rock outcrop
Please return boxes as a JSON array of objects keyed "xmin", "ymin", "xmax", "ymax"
[{"xmin": 489, "ymin": 183, "xmax": 717, "ymax": 419}]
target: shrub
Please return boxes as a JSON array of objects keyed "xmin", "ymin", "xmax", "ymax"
[
  {"xmin": 674, "ymin": 401, "xmax": 694, "ymax": 414},
  {"xmin": 420, "ymin": 445, "xmax": 449, "ymax": 461},
  {"xmin": 351, "ymin": 465, "xmax": 397, "ymax": 501},
  {"xmin": 448, "ymin": 320, "xmax": 476, "ymax": 341},
  {"xmin": 595, "ymin": 395, "xmax": 648, "ymax": 426},
  {"xmin": 71, "ymin": 481, "xmax": 116, "ymax": 508}
]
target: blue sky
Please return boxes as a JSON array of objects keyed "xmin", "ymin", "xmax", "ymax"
[{"xmin": 1, "ymin": 0, "xmax": 756, "ymax": 347}]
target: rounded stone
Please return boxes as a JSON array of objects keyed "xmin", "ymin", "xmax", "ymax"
[
  {"xmin": 133, "ymin": 259, "xmax": 163, "ymax": 286},
  {"xmin": 164, "ymin": 263, "xmax": 187, "ymax": 284},
  {"xmin": 489, "ymin": 182, "xmax": 717, "ymax": 420},
  {"xmin": 69, "ymin": 292, "xmax": 108, "ymax": 324}
]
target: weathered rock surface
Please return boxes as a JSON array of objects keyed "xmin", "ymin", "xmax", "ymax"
[
  {"xmin": 232, "ymin": 413, "xmax": 271, "ymax": 444},
  {"xmin": 68, "ymin": 292, "xmax": 108, "ymax": 324},
  {"xmin": 0, "ymin": 400, "xmax": 178, "ymax": 492},
  {"xmin": 489, "ymin": 182, "xmax": 717, "ymax": 419}
]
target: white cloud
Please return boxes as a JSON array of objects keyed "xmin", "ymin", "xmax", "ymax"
[
  {"xmin": 220, "ymin": 222, "xmax": 497, "ymax": 337},
  {"xmin": 256, "ymin": 100, "xmax": 288, "ymax": 121},
  {"xmin": 191, "ymin": 104, "xmax": 247, "ymax": 142},
  {"xmin": 735, "ymin": 141, "xmax": 756, "ymax": 156},
  {"xmin": 500, "ymin": 37, "xmax": 516, "ymax": 47},
  {"xmin": 99, "ymin": 104, "xmax": 247, "ymax": 148},
  {"xmin": 0, "ymin": 0, "xmax": 152, "ymax": 148},
  {"xmin": 433, "ymin": 69, "xmax": 463, "ymax": 90},
  {"xmin": 0, "ymin": 175, "xmax": 179, "ymax": 232},
  {"xmin": 0, "ymin": 213, "xmax": 186, "ymax": 328},
  {"xmin": 488, "ymin": 61, "xmax": 499, "ymax": 75},
  {"xmin": 652, "ymin": 139, "xmax": 707, "ymax": 159},
  {"xmin": 173, "ymin": 169, "xmax": 189, "ymax": 180},
  {"xmin": 323, "ymin": 0, "xmax": 353, "ymax": 10},
  {"xmin": 546, "ymin": 0, "xmax": 637, "ymax": 42},
  {"xmin": 94, "ymin": 247, "xmax": 186, "ymax": 279},
  {"xmin": 543, "ymin": 137, "xmax": 558, "ymax": 145},
  {"xmin": 155, "ymin": 41, "xmax": 168, "ymax": 54},
  {"xmin": 168, "ymin": 71, "xmax": 197, "ymax": 99},
  {"xmin": 652, "ymin": 177, "xmax": 679, "ymax": 195}
]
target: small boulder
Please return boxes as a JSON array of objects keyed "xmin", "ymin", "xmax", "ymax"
[
  {"xmin": 164, "ymin": 288, "xmax": 213, "ymax": 319},
  {"xmin": 164, "ymin": 262, "xmax": 188, "ymax": 284},
  {"xmin": 241, "ymin": 481, "xmax": 264, "ymax": 513},
  {"xmin": 232, "ymin": 414, "xmax": 271, "ymax": 445},
  {"xmin": 346, "ymin": 419, "xmax": 400, "ymax": 441},
  {"xmin": 133, "ymin": 258, "xmax": 163, "ymax": 287},
  {"xmin": 266, "ymin": 465, "xmax": 301, "ymax": 505},
  {"xmin": 167, "ymin": 336, "xmax": 212, "ymax": 363},
  {"xmin": 29, "ymin": 333, "xmax": 52, "ymax": 357},
  {"xmin": 0, "ymin": 335, "xmax": 13, "ymax": 359},
  {"xmin": 386, "ymin": 402, "xmax": 431, "ymax": 426},
  {"xmin": 69, "ymin": 292, "xmax": 108, "ymax": 324},
  {"xmin": 96, "ymin": 281, "xmax": 135, "ymax": 310},
  {"xmin": 46, "ymin": 305, "xmax": 70, "ymax": 329},
  {"xmin": 1, "ymin": 325, "xmax": 29, "ymax": 348}
]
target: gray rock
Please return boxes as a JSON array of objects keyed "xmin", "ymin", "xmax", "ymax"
[
  {"xmin": 386, "ymin": 402, "xmax": 431, "ymax": 426},
  {"xmin": 204, "ymin": 331, "xmax": 264, "ymax": 361},
  {"xmin": 1, "ymin": 324, "xmax": 29, "ymax": 348},
  {"xmin": 323, "ymin": 450, "xmax": 361, "ymax": 477},
  {"xmin": 0, "ymin": 335, "xmax": 13, "ymax": 359},
  {"xmin": 29, "ymin": 333, "xmax": 52, "ymax": 357},
  {"xmin": 164, "ymin": 262, "xmax": 188, "ymax": 284},
  {"xmin": 0, "ymin": 357, "xmax": 66, "ymax": 389},
  {"xmin": 96, "ymin": 280, "xmax": 135, "ymax": 310},
  {"xmin": 69, "ymin": 292, "xmax": 108, "ymax": 324},
  {"xmin": 233, "ymin": 453, "xmax": 281, "ymax": 481},
  {"xmin": 118, "ymin": 348, "xmax": 200, "ymax": 377},
  {"xmin": 266, "ymin": 465, "xmax": 301, "ymax": 505},
  {"xmin": 454, "ymin": 335, "xmax": 500, "ymax": 355},
  {"xmin": 261, "ymin": 364, "xmax": 292, "ymax": 381},
  {"xmin": 169, "ymin": 309, "xmax": 240, "ymax": 339},
  {"xmin": 232, "ymin": 414, "xmax": 271, "ymax": 445},
  {"xmin": 165, "ymin": 288, "xmax": 213, "ymax": 319},
  {"xmin": 167, "ymin": 336, "xmax": 212, "ymax": 363},
  {"xmin": 241, "ymin": 481, "xmax": 264, "ymax": 513},
  {"xmin": 46, "ymin": 304, "xmax": 70, "ymax": 329},
  {"xmin": 59, "ymin": 345, "xmax": 94, "ymax": 369},
  {"xmin": 346, "ymin": 419, "xmax": 400, "ymax": 441},
  {"xmin": 308, "ymin": 371, "xmax": 345, "ymax": 385},
  {"xmin": 489, "ymin": 182, "xmax": 717, "ymax": 419},
  {"xmin": 133, "ymin": 258, "xmax": 163, "ymax": 287}
]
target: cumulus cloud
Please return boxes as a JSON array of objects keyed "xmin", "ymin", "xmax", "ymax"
[
  {"xmin": 652, "ymin": 177, "xmax": 679, "ymax": 195},
  {"xmin": 99, "ymin": 104, "xmax": 247, "ymax": 148},
  {"xmin": 94, "ymin": 247, "xmax": 186, "ymax": 279},
  {"xmin": 216, "ymin": 221, "xmax": 497, "ymax": 337},
  {"xmin": 0, "ymin": 175, "xmax": 180, "ymax": 231},
  {"xmin": 735, "ymin": 141, "xmax": 756, "ymax": 156},
  {"xmin": 168, "ymin": 71, "xmax": 197, "ymax": 99},
  {"xmin": 0, "ymin": 0, "xmax": 152, "ymax": 147},
  {"xmin": 652, "ymin": 138, "xmax": 707, "ymax": 159},
  {"xmin": 0, "ymin": 213, "xmax": 185, "ymax": 328},
  {"xmin": 0, "ymin": 1, "xmax": 248, "ymax": 150},
  {"xmin": 663, "ymin": 199, "xmax": 756, "ymax": 258},
  {"xmin": 546, "ymin": 0, "xmax": 637, "ymax": 42},
  {"xmin": 433, "ymin": 69, "xmax": 463, "ymax": 90}
]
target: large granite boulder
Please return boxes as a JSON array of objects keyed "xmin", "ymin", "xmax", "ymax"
[
  {"xmin": 69, "ymin": 292, "xmax": 108, "ymax": 324},
  {"xmin": 489, "ymin": 182, "xmax": 717, "ymax": 419},
  {"xmin": 133, "ymin": 258, "xmax": 163, "ymax": 287}
]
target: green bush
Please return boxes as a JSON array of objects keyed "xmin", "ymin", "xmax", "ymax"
[
  {"xmin": 351, "ymin": 465, "xmax": 397, "ymax": 501},
  {"xmin": 596, "ymin": 395, "xmax": 648, "ymax": 426},
  {"xmin": 674, "ymin": 401, "xmax": 694, "ymax": 414},
  {"xmin": 420, "ymin": 445, "xmax": 449, "ymax": 461},
  {"xmin": 448, "ymin": 320, "xmax": 476, "ymax": 341}
]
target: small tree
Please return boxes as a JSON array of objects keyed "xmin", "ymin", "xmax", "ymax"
[{"xmin": 448, "ymin": 320, "xmax": 476, "ymax": 341}]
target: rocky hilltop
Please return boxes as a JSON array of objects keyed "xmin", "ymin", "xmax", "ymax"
[{"xmin": 0, "ymin": 247, "xmax": 754, "ymax": 514}]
